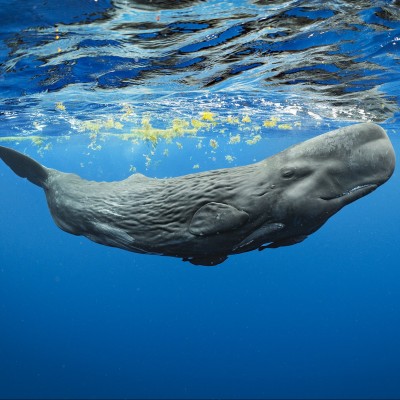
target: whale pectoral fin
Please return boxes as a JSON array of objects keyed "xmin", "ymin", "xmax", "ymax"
[
  {"xmin": 189, "ymin": 202, "xmax": 249, "ymax": 236},
  {"xmin": 0, "ymin": 146, "xmax": 49, "ymax": 188},
  {"xmin": 233, "ymin": 223, "xmax": 285, "ymax": 252},
  {"xmin": 183, "ymin": 255, "xmax": 228, "ymax": 267},
  {"xmin": 260, "ymin": 235, "xmax": 308, "ymax": 250}
]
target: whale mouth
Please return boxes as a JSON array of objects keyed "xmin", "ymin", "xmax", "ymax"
[{"xmin": 320, "ymin": 184, "xmax": 377, "ymax": 201}]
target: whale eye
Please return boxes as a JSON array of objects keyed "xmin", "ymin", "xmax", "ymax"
[{"xmin": 282, "ymin": 168, "xmax": 295, "ymax": 178}]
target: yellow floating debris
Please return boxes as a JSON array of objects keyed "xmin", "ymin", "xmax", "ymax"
[
  {"xmin": 32, "ymin": 137, "xmax": 44, "ymax": 146},
  {"xmin": 172, "ymin": 119, "xmax": 190, "ymax": 135},
  {"xmin": 200, "ymin": 111, "xmax": 215, "ymax": 121},
  {"xmin": 226, "ymin": 116, "xmax": 239, "ymax": 124},
  {"xmin": 43, "ymin": 143, "xmax": 52, "ymax": 151},
  {"xmin": 278, "ymin": 123, "xmax": 293, "ymax": 130},
  {"xmin": 104, "ymin": 118, "xmax": 116, "ymax": 129},
  {"xmin": 143, "ymin": 154, "xmax": 151, "ymax": 167},
  {"xmin": 88, "ymin": 143, "xmax": 102, "ymax": 151},
  {"xmin": 121, "ymin": 104, "xmax": 134, "ymax": 120},
  {"xmin": 246, "ymin": 135, "xmax": 262, "ymax": 145},
  {"xmin": 82, "ymin": 121, "xmax": 102, "ymax": 133},
  {"xmin": 263, "ymin": 116, "xmax": 279, "ymax": 128},
  {"xmin": 191, "ymin": 119, "xmax": 205, "ymax": 129},
  {"xmin": 209, "ymin": 139, "xmax": 219, "ymax": 149},
  {"xmin": 228, "ymin": 134, "xmax": 241, "ymax": 144},
  {"xmin": 55, "ymin": 102, "xmax": 66, "ymax": 111}
]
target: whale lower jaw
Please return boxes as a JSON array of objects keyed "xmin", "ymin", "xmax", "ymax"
[{"xmin": 320, "ymin": 184, "xmax": 377, "ymax": 201}]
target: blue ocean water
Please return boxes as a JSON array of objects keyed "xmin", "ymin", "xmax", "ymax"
[{"xmin": 1, "ymin": 1, "xmax": 400, "ymax": 398}]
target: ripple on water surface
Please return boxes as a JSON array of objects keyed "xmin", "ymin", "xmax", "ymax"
[{"xmin": 0, "ymin": 0, "xmax": 399, "ymax": 155}]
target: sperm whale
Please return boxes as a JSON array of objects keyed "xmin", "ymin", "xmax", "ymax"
[{"xmin": 0, "ymin": 123, "xmax": 395, "ymax": 266}]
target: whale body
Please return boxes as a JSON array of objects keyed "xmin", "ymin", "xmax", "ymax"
[{"xmin": 0, "ymin": 123, "xmax": 395, "ymax": 266}]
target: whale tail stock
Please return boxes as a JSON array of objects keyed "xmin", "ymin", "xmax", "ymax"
[{"xmin": 0, "ymin": 146, "xmax": 49, "ymax": 188}]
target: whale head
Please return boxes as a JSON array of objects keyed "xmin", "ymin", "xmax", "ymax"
[{"xmin": 261, "ymin": 123, "xmax": 395, "ymax": 248}]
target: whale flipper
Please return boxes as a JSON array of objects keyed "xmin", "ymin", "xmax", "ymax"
[
  {"xmin": 233, "ymin": 222, "xmax": 285, "ymax": 252},
  {"xmin": 0, "ymin": 146, "xmax": 49, "ymax": 188},
  {"xmin": 189, "ymin": 202, "xmax": 249, "ymax": 236},
  {"xmin": 261, "ymin": 235, "xmax": 308, "ymax": 250}
]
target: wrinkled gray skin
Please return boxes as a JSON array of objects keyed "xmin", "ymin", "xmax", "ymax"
[{"xmin": 0, "ymin": 123, "xmax": 395, "ymax": 266}]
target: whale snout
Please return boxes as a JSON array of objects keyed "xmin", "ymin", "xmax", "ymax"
[
  {"xmin": 351, "ymin": 123, "xmax": 395, "ymax": 186},
  {"xmin": 318, "ymin": 123, "xmax": 395, "ymax": 207}
]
